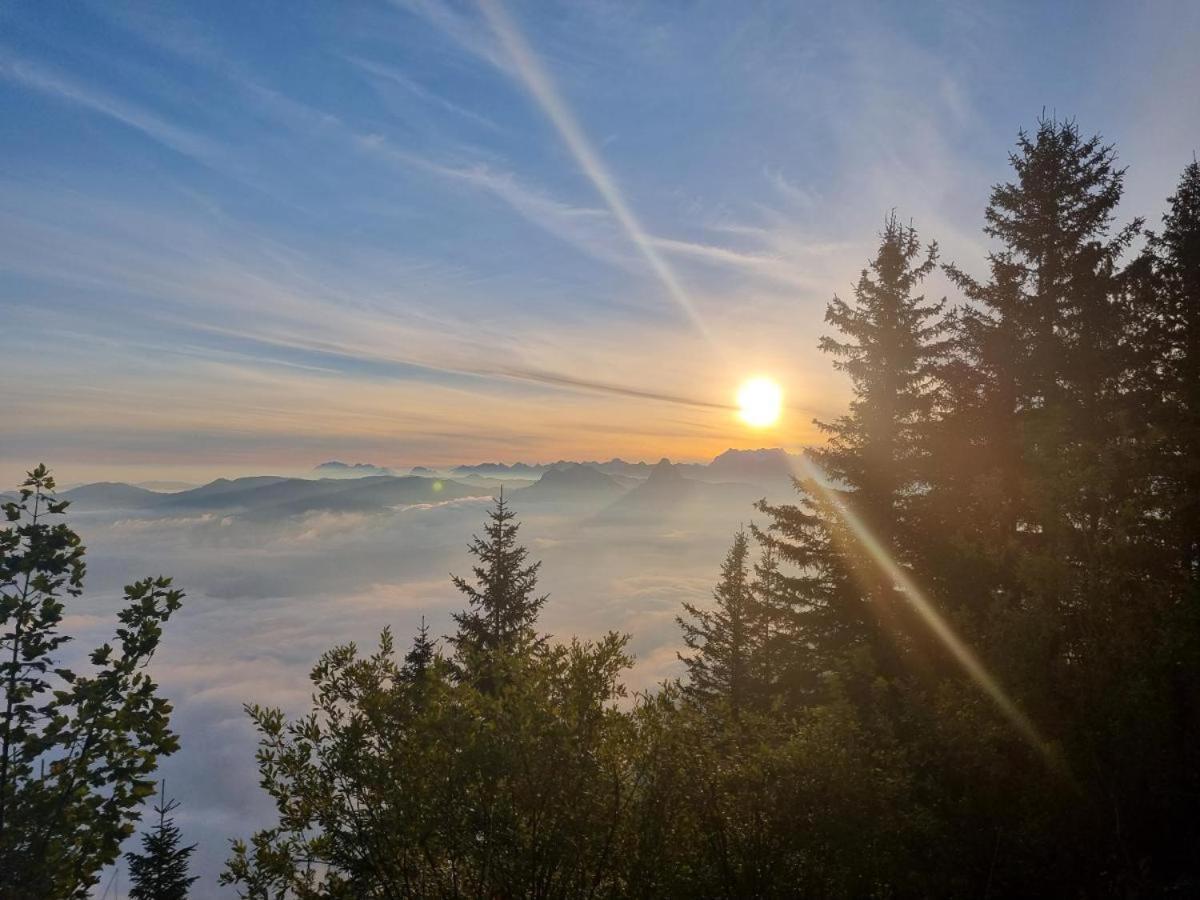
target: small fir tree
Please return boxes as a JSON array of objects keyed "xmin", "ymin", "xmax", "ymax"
[
  {"xmin": 402, "ymin": 616, "xmax": 435, "ymax": 683},
  {"xmin": 677, "ymin": 529, "xmax": 757, "ymax": 719},
  {"xmin": 448, "ymin": 492, "xmax": 547, "ymax": 689},
  {"xmin": 125, "ymin": 783, "xmax": 198, "ymax": 900}
]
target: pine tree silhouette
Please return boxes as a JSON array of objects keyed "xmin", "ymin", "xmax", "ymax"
[
  {"xmin": 448, "ymin": 490, "xmax": 547, "ymax": 690},
  {"xmin": 403, "ymin": 615, "xmax": 436, "ymax": 683},
  {"xmin": 125, "ymin": 782, "xmax": 198, "ymax": 900},
  {"xmin": 678, "ymin": 529, "xmax": 757, "ymax": 719},
  {"xmin": 757, "ymin": 213, "xmax": 948, "ymax": 684}
]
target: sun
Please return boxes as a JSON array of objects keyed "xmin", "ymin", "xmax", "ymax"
[{"xmin": 736, "ymin": 377, "xmax": 783, "ymax": 428}]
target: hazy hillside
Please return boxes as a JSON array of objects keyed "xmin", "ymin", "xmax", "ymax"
[
  {"xmin": 515, "ymin": 463, "xmax": 627, "ymax": 506},
  {"xmin": 61, "ymin": 482, "xmax": 163, "ymax": 510},
  {"xmin": 599, "ymin": 459, "xmax": 766, "ymax": 522},
  {"xmin": 165, "ymin": 476, "xmax": 293, "ymax": 507},
  {"xmin": 313, "ymin": 461, "xmax": 396, "ymax": 478},
  {"xmin": 702, "ymin": 447, "xmax": 799, "ymax": 485}
]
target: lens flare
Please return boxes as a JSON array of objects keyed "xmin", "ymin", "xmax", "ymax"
[
  {"xmin": 787, "ymin": 453, "xmax": 1057, "ymax": 765},
  {"xmin": 481, "ymin": 0, "xmax": 1053, "ymax": 772}
]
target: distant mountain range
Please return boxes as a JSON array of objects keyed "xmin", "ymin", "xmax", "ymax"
[
  {"xmin": 28, "ymin": 449, "xmax": 801, "ymax": 521},
  {"xmin": 599, "ymin": 458, "xmax": 769, "ymax": 523},
  {"xmin": 60, "ymin": 475, "xmax": 483, "ymax": 517},
  {"xmin": 134, "ymin": 480, "xmax": 197, "ymax": 493},
  {"xmin": 703, "ymin": 447, "xmax": 798, "ymax": 484},
  {"xmin": 55, "ymin": 482, "xmax": 164, "ymax": 509},
  {"xmin": 314, "ymin": 461, "xmax": 396, "ymax": 478},
  {"xmin": 324, "ymin": 449, "xmax": 799, "ymax": 484},
  {"xmin": 514, "ymin": 463, "xmax": 627, "ymax": 506}
]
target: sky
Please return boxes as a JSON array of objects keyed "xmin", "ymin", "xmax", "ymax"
[{"xmin": 2, "ymin": 0, "xmax": 1199, "ymax": 485}]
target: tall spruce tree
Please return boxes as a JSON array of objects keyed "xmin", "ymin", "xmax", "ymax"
[
  {"xmin": 942, "ymin": 119, "xmax": 1143, "ymax": 688},
  {"xmin": 677, "ymin": 529, "xmax": 758, "ymax": 718},
  {"xmin": 757, "ymin": 213, "xmax": 948, "ymax": 685},
  {"xmin": 946, "ymin": 118, "xmax": 1138, "ymax": 556},
  {"xmin": 125, "ymin": 784, "xmax": 198, "ymax": 900},
  {"xmin": 934, "ymin": 119, "xmax": 1193, "ymax": 892},
  {"xmin": 448, "ymin": 492, "xmax": 547, "ymax": 689},
  {"xmin": 816, "ymin": 211, "xmax": 947, "ymax": 542},
  {"xmin": 1124, "ymin": 158, "xmax": 1200, "ymax": 879}
]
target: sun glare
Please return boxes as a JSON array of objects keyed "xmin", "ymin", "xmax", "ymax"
[{"xmin": 737, "ymin": 377, "xmax": 783, "ymax": 428}]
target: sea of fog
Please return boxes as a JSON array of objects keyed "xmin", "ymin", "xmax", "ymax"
[{"xmin": 55, "ymin": 465, "xmax": 794, "ymax": 892}]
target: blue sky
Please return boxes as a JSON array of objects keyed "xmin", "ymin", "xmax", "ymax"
[{"xmin": 2, "ymin": 0, "xmax": 1197, "ymax": 483}]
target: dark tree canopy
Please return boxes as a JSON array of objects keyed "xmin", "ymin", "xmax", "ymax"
[{"xmin": 222, "ymin": 501, "xmax": 632, "ymax": 898}]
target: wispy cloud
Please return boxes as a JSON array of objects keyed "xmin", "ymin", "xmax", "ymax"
[
  {"xmin": 392, "ymin": 1, "xmax": 728, "ymax": 341},
  {"xmin": 495, "ymin": 366, "xmax": 733, "ymax": 412},
  {"xmin": 388, "ymin": 0, "xmax": 514, "ymax": 73},
  {"xmin": 476, "ymin": 0, "xmax": 715, "ymax": 344},
  {"xmin": 7, "ymin": 0, "xmax": 1192, "ymax": 487},
  {"xmin": 348, "ymin": 55, "xmax": 502, "ymax": 132},
  {"xmin": 82, "ymin": 1, "xmax": 830, "ymax": 296},
  {"xmin": 355, "ymin": 134, "xmax": 634, "ymax": 269},
  {"xmin": 0, "ymin": 53, "xmax": 221, "ymax": 166}
]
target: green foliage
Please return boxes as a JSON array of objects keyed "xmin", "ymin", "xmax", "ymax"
[
  {"xmin": 223, "ymin": 627, "xmax": 634, "ymax": 896},
  {"xmin": 125, "ymin": 783, "xmax": 198, "ymax": 900},
  {"xmin": 817, "ymin": 210, "xmax": 948, "ymax": 524},
  {"xmin": 0, "ymin": 465, "xmax": 183, "ymax": 899},
  {"xmin": 224, "ymin": 121, "xmax": 1200, "ymax": 897},
  {"xmin": 224, "ymin": 500, "xmax": 634, "ymax": 897}
]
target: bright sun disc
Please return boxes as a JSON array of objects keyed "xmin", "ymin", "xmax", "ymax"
[{"xmin": 737, "ymin": 377, "xmax": 783, "ymax": 428}]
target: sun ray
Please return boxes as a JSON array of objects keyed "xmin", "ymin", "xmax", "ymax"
[{"xmin": 786, "ymin": 452, "xmax": 1060, "ymax": 769}]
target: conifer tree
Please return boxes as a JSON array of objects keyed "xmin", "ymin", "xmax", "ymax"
[
  {"xmin": 1124, "ymin": 159, "xmax": 1200, "ymax": 871},
  {"xmin": 402, "ymin": 616, "xmax": 435, "ymax": 683},
  {"xmin": 448, "ymin": 492, "xmax": 547, "ymax": 689},
  {"xmin": 934, "ymin": 119, "xmax": 1188, "ymax": 889},
  {"xmin": 945, "ymin": 117, "xmax": 1137, "ymax": 553},
  {"xmin": 816, "ymin": 211, "xmax": 947, "ymax": 542},
  {"xmin": 747, "ymin": 538, "xmax": 783, "ymax": 696},
  {"xmin": 677, "ymin": 530, "xmax": 757, "ymax": 718},
  {"xmin": 940, "ymin": 120, "xmax": 1144, "ymax": 710},
  {"xmin": 757, "ymin": 213, "xmax": 948, "ymax": 684},
  {"xmin": 125, "ymin": 783, "xmax": 198, "ymax": 900}
]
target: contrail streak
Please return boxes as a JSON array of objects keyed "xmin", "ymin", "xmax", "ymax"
[
  {"xmin": 480, "ymin": 0, "xmax": 1050, "ymax": 766},
  {"xmin": 477, "ymin": 0, "xmax": 716, "ymax": 347}
]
